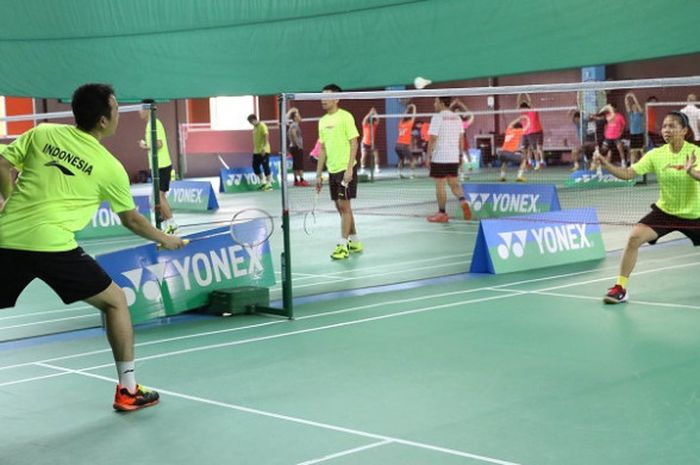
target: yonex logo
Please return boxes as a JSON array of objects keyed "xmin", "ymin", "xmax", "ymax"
[
  {"xmin": 120, "ymin": 263, "xmax": 166, "ymax": 306},
  {"xmin": 497, "ymin": 230, "xmax": 528, "ymax": 259},
  {"xmin": 118, "ymin": 246, "xmax": 265, "ymax": 307},
  {"xmin": 225, "ymin": 174, "xmax": 243, "ymax": 186},
  {"xmin": 467, "ymin": 193, "xmax": 541, "ymax": 214},
  {"xmin": 574, "ymin": 173, "xmax": 621, "ymax": 183},
  {"xmin": 495, "ymin": 224, "xmax": 592, "ymax": 261},
  {"xmin": 467, "ymin": 193, "xmax": 490, "ymax": 211}
]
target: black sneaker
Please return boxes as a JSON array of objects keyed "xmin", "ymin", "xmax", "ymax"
[{"xmin": 603, "ymin": 284, "xmax": 628, "ymax": 304}]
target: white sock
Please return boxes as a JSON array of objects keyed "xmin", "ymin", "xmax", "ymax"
[
  {"xmin": 339, "ymin": 237, "xmax": 349, "ymax": 246},
  {"xmin": 349, "ymin": 234, "xmax": 359, "ymax": 242},
  {"xmin": 116, "ymin": 361, "xmax": 136, "ymax": 393},
  {"xmin": 517, "ymin": 170, "xmax": 524, "ymax": 178}
]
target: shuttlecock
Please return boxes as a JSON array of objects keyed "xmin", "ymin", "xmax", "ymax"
[{"xmin": 414, "ymin": 76, "xmax": 432, "ymax": 89}]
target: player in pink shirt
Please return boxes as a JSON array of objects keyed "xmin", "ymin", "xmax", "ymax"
[{"xmin": 600, "ymin": 103, "xmax": 627, "ymax": 167}]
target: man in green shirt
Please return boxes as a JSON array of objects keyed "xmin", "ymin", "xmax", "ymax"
[
  {"xmin": 315, "ymin": 84, "xmax": 363, "ymax": 260},
  {"xmin": 0, "ymin": 83, "xmax": 185, "ymax": 411},
  {"xmin": 247, "ymin": 114, "xmax": 273, "ymax": 191},
  {"xmin": 594, "ymin": 111, "xmax": 700, "ymax": 304},
  {"xmin": 139, "ymin": 99, "xmax": 178, "ymax": 234}
]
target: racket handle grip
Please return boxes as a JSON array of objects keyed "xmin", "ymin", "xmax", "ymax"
[{"xmin": 156, "ymin": 238, "xmax": 190, "ymax": 250}]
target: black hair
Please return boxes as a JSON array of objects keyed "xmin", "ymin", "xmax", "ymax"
[
  {"xmin": 667, "ymin": 111, "xmax": 690, "ymax": 128},
  {"xmin": 142, "ymin": 98, "xmax": 155, "ymax": 104},
  {"xmin": 513, "ymin": 122, "xmax": 523, "ymax": 129},
  {"xmin": 437, "ymin": 96, "xmax": 452, "ymax": 107},
  {"xmin": 247, "ymin": 114, "xmax": 257, "ymax": 122},
  {"xmin": 572, "ymin": 111, "xmax": 581, "ymax": 120},
  {"xmin": 71, "ymin": 83, "xmax": 114, "ymax": 132},
  {"xmin": 519, "ymin": 102, "xmax": 530, "ymax": 109},
  {"xmin": 647, "ymin": 95, "xmax": 658, "ymax": 102},
  {"xmin": 322, "ymin": 83, "xmax": 342, "ymax": 92}
]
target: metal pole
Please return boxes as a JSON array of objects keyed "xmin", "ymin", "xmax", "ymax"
[
  {"xmin": 149, "ymin": 103, "xmax": 161, "ymax": 230},
  {"xmin": 279, "ymin": 94, "xmax": 294, "ymax": 319}
]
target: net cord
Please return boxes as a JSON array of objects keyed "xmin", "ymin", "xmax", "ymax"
[{"xmin": 287, "ymin": 76, "xmax": 700, "ymax": 101}]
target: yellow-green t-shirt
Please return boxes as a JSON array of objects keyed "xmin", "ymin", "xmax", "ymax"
[
  {"xmin": 318, "ymin": 109, "xmax": 359, "ymax": 174},
  {"xmin": 252, "ymin": 122, "xmax": 270, "ymax": 154},
  {"xmin": 0, "ymin": 123, "xmax": 136, "ymax": 251},
  {"xmin": 144, "ymin": 118, "xmax": 172, "ymax": 169},
  {"xmin": 632, "ymin": 141, "xmax": 700, "ymax": 218}
]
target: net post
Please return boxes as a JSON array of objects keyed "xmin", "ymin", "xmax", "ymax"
[
  {"xmin": 148, "ymin": 102, "xmax": 162, "ymax": 229},
  {"xmin": 278, "ymin": 93, "xmax": 294, "ymax": 319}
]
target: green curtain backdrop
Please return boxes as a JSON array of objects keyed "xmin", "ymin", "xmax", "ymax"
[{"xmin": 0, "ymin": 0, "xmax": 698, "ymax": 99}]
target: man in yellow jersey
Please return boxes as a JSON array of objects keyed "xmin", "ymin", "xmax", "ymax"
[
  {"xmin": 0, "ymin": 83, "xmax": 185, "ymax": 411},
  {"xmin": 315, "ymin": 84, "xmax": 363, "ymax": 260},
  {"xmin": 138, "ymin": 99, "xmax": 178, "ymax": 234},
  {"xmin": 594, "ymin": 111, "xmax": 700, "ymax": 304},
  {"xmin": 247, "ymin": 114, "xmax": 273, "ymax": 191}
]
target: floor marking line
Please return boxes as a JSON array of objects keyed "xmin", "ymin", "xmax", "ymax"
[
  {"xmin": 293, "ymin": 440, "xmax": 392, "ymax": 465},
  {"xmin": 0, "ymin": 314, "xmax": 97, "ymax": 331},
  {"xmin": 2, "ymin": 250, "xmax": 697, "ymax": 372},
  {"xmin": 35, "ymin": 363, "xmax": 525, "ymax": 465},
  {"xmin": 0, "ymin": 305, "xmax": 93, "ymax": 322}
]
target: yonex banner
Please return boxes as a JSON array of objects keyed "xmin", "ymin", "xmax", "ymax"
[
  {"xmin": 96, "ymin": 226, "xmax": 275, "ymax": 324},
  {"xmin": 219, "ymin": 155, "xmax": 283, "ymax": 193},
  {"xmin": 76, "ymin": 195, "xmax": 151, "ymax": 240},
  {"xmin": 167, "ymin": 180, "xmax": 219, "ymax": 211},
  {"xmin": 461, "ymin": 183, "xmax": 560, "ymax": 220},
  {"xmin": 564, "ymin": 170, "xmax": 637, "ymax": 189},
  {"xmin": 469, "ymin": 208, "xmax": 605, "ymax": 274}
]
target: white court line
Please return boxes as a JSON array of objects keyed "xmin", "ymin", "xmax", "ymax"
[
  {"xmin": 67, "ymin": 291, "xmax": 531, "ymax": 373},
  {"xmin": 286, "ymin": 253, "xmax": 471, "ymax": 282},
  {"xmin": 532, "ymin": 291, "xmax": 700, "ymax": 310},
  {"xmin": 2, "ymin": 251, "xmax": 695, "ymax": 373},
  {"xmin": 293, "ymin": 440, "xmax": 393, "ymax": 465},
  {"xmin": 289, "ymin": 260, "xmax": 470, "ymax": 290},
  {"xmin": 34, "ymin": 363, "xmax": 525, "ymax": 465},
  {"xmin": 0, "ymin": 314, "xmax": 98, "ymax": 331},
  {"xmin": 0, "ymin": 252, "xmax": 684, "ymax": 371},
  {"xmin": 0, "ymin": 305, "xmax": 93, "ymax": 322}
]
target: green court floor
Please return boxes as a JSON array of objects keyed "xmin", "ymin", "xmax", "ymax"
[
  {"xmin": 0, "ymin": 167, "xmax": 662, "ymax": 341},
  {"xmin": 3, "ymin": 241, "xmax": 700, "ymax": 464}
]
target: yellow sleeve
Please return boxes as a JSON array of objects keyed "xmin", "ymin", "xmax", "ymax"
[
  {"xmin": 318, "ymin": 120, "xmax": 325, "ymax": 144},
  {"xmin": 345, "ymin": 112, "xmax": 359, "ymax": 140},
  {"xmin": 1, "ymin": 128, "xmax": 35, "ymax": 170},
  {"xmin": 101, "ymin": 162, "xmax": 136, "ymax": 213},
  {"xmin": 631, "ymin": 149, "xmax": 655, "ymax": 176}
]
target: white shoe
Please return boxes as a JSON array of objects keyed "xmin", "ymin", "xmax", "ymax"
[
  {"xmin": 374, "ymin": 167, "xmax": 381, "ymax": 174},
  {"xmin": 359, "ymin": 167, "xmax": 366, "ymax": 175}
]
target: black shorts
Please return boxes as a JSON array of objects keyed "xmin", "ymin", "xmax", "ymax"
[
  {"xmin": 0, "ymin": 247, "xmax": 113, "ymax": 308},
  {"xmin": 329, "ymin": 166, "xmax": 358, "ymax": 201},
  {"xmin": 289, "ymin": 146, "xmax": 304, "ymax": 171},
  {"xmin": 630, "ymin": 133, "xmax": 644, "ymax": 149},
  {"xmin": 602, "ymin": 138, "xmax": 621, "ymax": 150},
  {"xmin": 639, "ymin": 204, "xmax": 700, "ymax": 245},
  {"xmin": 361, "ymin": 143, "xmax": 374, "ymax": 154},
  {"xmin": 497, "ymin": 150, "xmax": 522, "ymax": 165},
  {"xmin": 523, "ymin": 131, "xmax": 543, "ymax": 148},
  {"xmin": 158, "ymin": 166, "xmax": 172, "ymax": 192},
  {"xmin": 429, "ymin": 162, "xmax": 459, "ymax": 178},
  {"xmin": 395, "ymin": 144, "xmax": 412, "ymax": 160}
]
